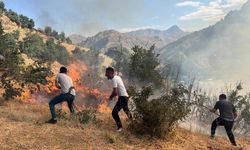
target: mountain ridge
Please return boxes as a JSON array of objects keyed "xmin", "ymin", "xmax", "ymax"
[{"xmin": 74, "ymin": 25, "xmax": 188, "ymax": 52}]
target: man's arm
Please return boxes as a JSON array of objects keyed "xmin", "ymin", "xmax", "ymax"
[
  {"xmin": 210, "ymin": 102, "xmax": 218, "ymax": 113},
  {"xmin": 109, "ymin": 88, "xmax": 118, "ymax": 100},
  {"xmin": 55, "ymin": 79, "xmax": 61, "ymax": 89},
  {"xmin": 210, "ymin": 108, "xmax": 216, "ymax": 113}
]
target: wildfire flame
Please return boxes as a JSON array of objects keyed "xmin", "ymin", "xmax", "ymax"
[
  {"xmin": 18, "ymin": 60, "xmax": 112, "ymax": 113},
  {"xmin": 98, "ymin": 102, "xmax": 112, "ymax": 113}
]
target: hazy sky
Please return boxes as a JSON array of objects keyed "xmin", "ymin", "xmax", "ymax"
[{"xmin": 3, "ymin": 0, "xmax": 247, "ymax": 36}]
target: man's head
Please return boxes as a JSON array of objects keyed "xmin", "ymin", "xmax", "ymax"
[
  {"xmin": 0, "ymin": 55, "xmax": 5, "ymax": 65},
  {"xmin": 219, "ymin": 94, "xmax": 227, "ymax": 100},
  {"xmin": 105, "ymin": 67, "xmax": 115, "ymax": 80},
  {"xmin": 59, "ymin": 66, "xmax": 67, "ymax": 74}
]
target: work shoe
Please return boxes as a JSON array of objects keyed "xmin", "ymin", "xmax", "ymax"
[
  {"xmin": 46, "ymin": 118, "xmax": 57, "ymax": 124},
  {"xmin": 210, "ymin": 135, "xmax": 215, "ymax": 139},
  {"xmin": 117, "ymin": 128, "xmax": 123, "ymax": 132}
]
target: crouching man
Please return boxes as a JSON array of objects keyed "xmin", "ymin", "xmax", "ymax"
[{"xmin": 46, "ymin": 66, "xmax": 76, "ymax": 124}]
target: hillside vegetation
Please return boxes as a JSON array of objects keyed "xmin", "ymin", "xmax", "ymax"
[{"xmin": 0, "ymin": 1, "xmax": 250, "ymax": 150}]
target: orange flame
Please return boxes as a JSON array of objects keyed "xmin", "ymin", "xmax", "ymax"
[
  {"xmin": 18, "ymin": 60, "xmax": 112, "ymax": 113},
  {"xmin": 98, "ymin": 102, "xmax": 112, "ymax": 113}
]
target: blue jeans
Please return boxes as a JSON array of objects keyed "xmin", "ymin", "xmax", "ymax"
[{"xmin": 49, "ymin": 93, "xmax": 75, "ymax": 119}]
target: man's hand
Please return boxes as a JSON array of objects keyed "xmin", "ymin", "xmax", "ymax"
[
  {"xmin": 109, "ymin": 88, "xmax": 118, "ymax": 101},
  {"xmin": 109, "ymin": 95, "xmax": 113, "ymax": 101},
  {"xmin": 55, "ymin": 79, "xmax": 61, "ymax": 89},
  {"xmin": 210, "ymin": 108, "xmax": 216, "ymax": 113}
]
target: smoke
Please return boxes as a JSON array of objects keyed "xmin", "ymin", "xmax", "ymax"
[
  {"xmin": 11, "ymin": 0, "xmax": 145, "ymax": 36},
  {"xmin": 197, "ymin": 3, "xmax": 250, "ymax": 91},
  {"xmin": 38, "ymin": 11, "xmax": 56, "ymax": 27},
  {"xmin": 163, "ymin": 1, "xmax": 250, "ymax": 92}
]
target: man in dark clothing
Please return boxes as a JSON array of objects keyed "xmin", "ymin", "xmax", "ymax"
[
  {"xmin": 46, "ymin": 66, "xmax": 76, "ymax": 124},
  {"xmin": 210, "ymin": 94, "xmax": 237, "ymax": 146},
  {"xmin": 105, "ymin": 67, "xmax": 132, "ymax": 132}
]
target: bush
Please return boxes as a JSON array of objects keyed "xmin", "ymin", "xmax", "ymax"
[
  {"xmin": 0, "ymin": 1, "xmax": 6, "ymax": 12},
  {"xmin": 72, "ymin": 109, "xmax": 96, "ymax": 124},
  {"xmin": 59, "ymin": 32, "xmax": 66, "ymax": 42},
  {"xmin": 129, "ymin": 45, "xmax": 163, "ymax": 87},
  {"xmin": 106, "ymin": 46, "xmax": 130, "ymax": 76},
  {"xmin": 66, "ymin": 37, "xmax": 72, "ymax": 44},
  {"xmin": 5, "ymin": 9, "xmax": 19, "ymax": 25},
  {"xmin": 28, "ymin": 19, "xmax": 35, "ymax": 29},
  {"xmin": 19, "ymin": 32, "xmax": 45, "ymax": 59},
  {"xmin": 128, "ymin": 84, "xmax": 191, "ymax": 138},
  {"xmin": 21, "ymin": 35, "xmax": 70, "ymax": 65},
  {"xmin": 19, "ymin": 15, "xmax": 30, "ymax": 28},
  {"xmin": 226, "ymin": 83, "xmax": 250, "ymax": 135},
  {"xmin": 51, "ymin": 30, "xmax": 59, "ymax": 40},
  {"xmin": 57, "ymin": 109, "xmax": 97, "ymax": 124},
  {"xmin": 0, "ymin": 22, "xmax": 50, "ymax": 100},
  {"xmin": 5, "ymin": 8, "xmax": 35, "ymax": 29},
  {"xmin": 44, "ymin": 26, "xmax": 52, "ymax": 36}
]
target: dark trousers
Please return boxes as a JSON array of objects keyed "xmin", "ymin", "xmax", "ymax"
[
  {"xmin": 49, "ymin": 93, "xmax": 75, "ymax": 119},
  {"xmin": 112, "ymin": 96, "xmax": 132, "ymax": 129},
  {"xmin": 211, "ymin": 117, "xmax": 236, "ymax": 145}
]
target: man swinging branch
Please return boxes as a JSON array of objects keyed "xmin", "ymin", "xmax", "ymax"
[{"xmin": 210, "ymin": 94, "xmax": 237, "ymax": 146}]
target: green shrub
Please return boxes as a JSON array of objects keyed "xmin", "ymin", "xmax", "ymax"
[
  {"xmin": 129, "ymin": 45, "xmax": 163, "ymax": 87},
  {"xmin": 44, "ymin": 26, "xmax": 52, "ymax": 36},
  {"xmin": 128, "ymin": 84, "xmax": 191, "ymax": 138},
  {"xmin": 0, "ymin": 24, "xmax": 50, "ymax": 100},
  {"xmin": 5, "ymin": 9, "xmax": 19, "ymax": 25},
  {"xmin": 66, "ymin": 37, "xmax": 72, "ymax": 44},
  {"xmin": 56, "ymin": 109, "xmax": 96, "ymax": 125},
  {"xmin": 5, "ymin": 8, "xmax": 35, "ymax": 29},
  {"xmin": 0, "ymin": 1, "xmax": 6, "ymax": 12},
  {"xmin": 57, "ymin": 109, "xmax": 96, "ymax": 124},
  {"xmin": 74, "ymin": 109, "xmax": 96, "ymax": 124}
]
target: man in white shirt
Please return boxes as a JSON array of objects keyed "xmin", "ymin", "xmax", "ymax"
[
  {"xmin": 105, "ymin": 67, "xmax": 132, "ymax": 131},
  {"xmin": 46, "ymin": 66, "xmax": 76, "ymax": 124}
]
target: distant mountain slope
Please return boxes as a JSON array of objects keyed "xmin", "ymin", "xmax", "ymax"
[
  {"xmin": 160, "ymin": 0, "xmax": 250, "ymax": 80},
  {"xmin": 69, "ymin": 34, "xmax": 86, "ymax": 45},
  {"xmin": 78, "ymin": 26, "xmax": 188, "ymax": 52},
  {"xmin": 127, "ymin": 25, "xmax": 186, "ymax": 40}
]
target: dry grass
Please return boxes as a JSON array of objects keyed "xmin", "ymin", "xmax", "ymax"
[{"xmin": 0, "ymin": 100, "xmax": 249, "ymax": 150}]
